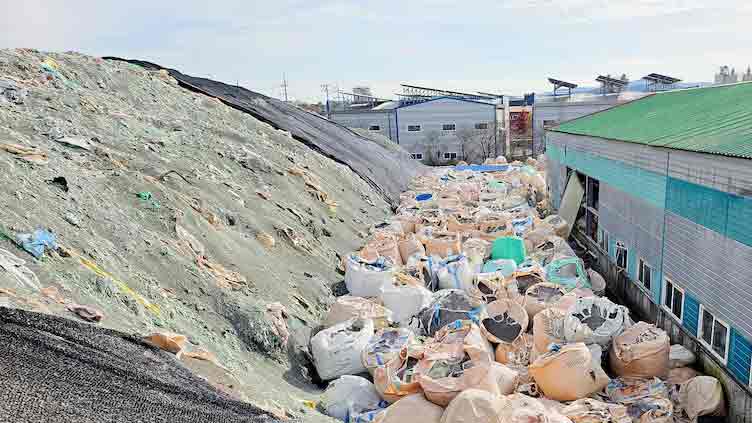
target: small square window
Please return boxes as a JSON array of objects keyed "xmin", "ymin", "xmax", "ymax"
[
  {"xmin": 443, "ymin": 152, "xmax": 458, "ymax": 160},
  {"xmin": 442, "ymin": 123, "xmax": 456, "ymax": 131},
  {"xmin": 474, "ymin": 122, "xmax": 489, "ymax": 130},
  {"xmin": 410, "ymin": 153, "xmax": 423, "ymax": 160},
  {"xmin": 598, "ymin": 229, "xmax": 610, "ymax": 254},
  {"xmin": 368, "ymin": 125, "xmax": 380, "ymax": 131},
  {"xmin": 638, "ymin": 258, "xmax": 652, "ymax": 290},
  {"xmin": 407, "ymin": 125, "xmax": 421, "ymax": 132}
]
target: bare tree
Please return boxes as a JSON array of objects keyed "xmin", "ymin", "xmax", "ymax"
[
  {"xmin": 475, "ymin": 127, "xmax": 497, "ymax": 163},
  {"xmin": 455, "ymin": 127, "xmax": 474, "ymax": 162},
  {"xmin": 422, "ymin": 130, "xmax": 441, "ymax": 166}
]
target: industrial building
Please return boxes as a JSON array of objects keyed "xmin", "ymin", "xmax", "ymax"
[
  {"xmin": 330, "ymin": 85, "xmax": 507, "ymax": 164},
  {"xmin": 545, "ymin": 81, "xmax": 752, "ymax": 420}
]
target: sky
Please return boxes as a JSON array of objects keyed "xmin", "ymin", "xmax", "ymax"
[{"xmin": 2, "ymin": 0, "xmax": 751, "ymax": 102}]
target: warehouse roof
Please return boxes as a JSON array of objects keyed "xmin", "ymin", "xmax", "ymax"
[{"xmin": 551, "ymin": 82, "xmax": 752, "ymax": 159}]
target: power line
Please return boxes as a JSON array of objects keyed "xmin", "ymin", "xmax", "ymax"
[{"xmin": 281, "ymin": 73, "xmax": 289, "ymax": 102}]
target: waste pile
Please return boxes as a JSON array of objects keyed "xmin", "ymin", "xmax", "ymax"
[
  {"xmin": 0, "ymin": 48, "xmax": 417, "ymax": 421},
  {"xmin": 314, "ymin": 160, "xmax": 726, "ymax": 422}
]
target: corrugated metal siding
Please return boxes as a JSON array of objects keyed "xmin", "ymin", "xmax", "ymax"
[
  {"xmin": 668, "ymin": 150, "xmax": 752, "ymax": 196},
  {"xmin": 729, "ymin": 328, "xmax": 752, "ymax": 385},
  {"xmin": 663, "ymin": 212, "xmax": 752, "ymax": 340},
  {"xmin": 330, "ymin": 111, "xmax": 395, "ymax": 141},
  {"xmin": 563, "ymin": 133, "xmax": 669, "ymax": 175},
  {"xmin": 728, "ymin": 195, "xmax": 752, "ymax": 248},
  {"xmin": 683, "ymin": 293, "xmax": 700, "ymax": 336},
  {"xmin": 561, "ymin": 145, "xmax": 667, "ymax": 208},
  {"xmin": 533, "ymin": 102, "xmax": 620, "ymax": 155},
  {"xmin": 667, "ymin": 177, "xmax": 729, "ymax": 236}
]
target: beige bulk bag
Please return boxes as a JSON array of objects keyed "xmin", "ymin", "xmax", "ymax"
[
  {"xmin": 543, "ymin": 215, "xmax": 568, "ymax": 238},
  {"xmin": 394, "ymin": 214, "xmax": 421, "ymax": 234},
  {"xmin": 361, "ymin": 328, "xmax": 415, "ymax": 375},
  {"xmin": 366, "ymin": 237, "xmax": 403, "ymax": 266},
  {"xmin": 495, "ymin": 332, "xmax": 533, "ymax": 366},
  {"xmin": 469, "ymin": 273, "xmax": 520, "ymax": 304},
  {"xmin": 680, "ymin": 376, "xmax": 726, "ymax": 420},
  {"xmin": 637, "ymin": 398, "xmax": 674, "ymax": 423},
  {"xmin": 666, "ymin": 367, "xmax": 700, "ymax": 385},
  {"xmin": 428, "ymin": 320, "xmax": 494, "ymax": 364},
  {"xmin": 481, "ymin": 299, "xmax": 529, "ymax": 344},
  {"xmin": 523, "ymin": 283, "xmax": 567, "ymax": 320},
  {"xmin": 561, "ymin": 398, "xmax": 631, "ymax": 423},
  {"xmin": 528, "ymin": 343, "xmax": 610, "ymax": 401},
  {"xmin": 610, "ymin": 322, "xmax": 669, "ymax": 378},
  {"xmin": 587, "ymin": 269, "xmax": 607, "ymax": 294},
  {"xmin": 669, "ymin": 344, "xmax": 697, "ymax": 369},
  {"xmin": 447, "ymin": 215, "xmax": 479, "ymax": 233},
  {"xmin": 375, "ymin": 393, "xmax": 443, "ymax": 423},
  {"xmin": 324, "ymin": 296, "xmax": 392, "ymax": 328},
  {"xmin": 372, "ymin": 345, "xmax": 425, "ymax": 403},
  {"xmin": 426, "ymin": 232, "xmax": 462, "ymax": 258},
  {"xmin": 463, "ymin": 237, "xmax": 491, "ymax": 273},
  {"xmin": 439, "ymin": 388, "xmax": 507, "ymax": 423},
  {"xmin": 398, "ymin": 234, "xmax": 426, "ymax": 264},
  {"xmin": 419, "ymin": 361, "xmax": 518, "ymax": 407}
]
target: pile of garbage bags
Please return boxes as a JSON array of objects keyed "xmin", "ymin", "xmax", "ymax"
[{"xmin": 315, "ymin": 161, "xmax": 726, "ymax": 422}]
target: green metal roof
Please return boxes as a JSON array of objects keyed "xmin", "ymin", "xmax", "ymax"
[{"xmin": 551, "ymin": 82, "xmax": 752, "ymax": 159}]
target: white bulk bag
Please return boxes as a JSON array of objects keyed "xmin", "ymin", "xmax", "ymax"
[
  {"xmin": 320, "ymin": 375, "xmax": 383, "ymax": 421},
  {"xmin": 381, "ymin": 282, "xmax": 433, "ymax": 324},
  {"xmin": 311, "ymin": 318, "xmax": 374, "ymax": 380},
  {"xmin": 436, "ymin": 255, "xmax": 474, "ymax": 291},
  {"xmin": 345, "ymin": 255, "xmax": 395, "ymax": 297},
  {"xmin": 567, "ymin": 296, "xmax": 630, "ymax": 348},
  {"xmin": 669, "ymin": 344, "xmax": 697, "ymax": 369}
]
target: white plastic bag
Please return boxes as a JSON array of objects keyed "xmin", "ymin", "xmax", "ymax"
[
  {"xmin": 345, "ymin": 255, "xmax": 395, "ymax": 297},
  {"xmin": 311, "ymin": 318, "xmax": 374, "ymax": 380},
  {"xmin": 320, "ymin": 375, "xmax": 383, "ymax": 421}
]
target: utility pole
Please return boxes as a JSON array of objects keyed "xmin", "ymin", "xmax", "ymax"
[
  {"xmin": 281, "ymin": 73, "xmax": 289, "ymax": 102},
  {"xmin": 321, "ymin": 84, "xmax": 331, "ymax": 118}
]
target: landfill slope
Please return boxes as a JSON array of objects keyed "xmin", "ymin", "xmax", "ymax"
[
  {"xmin": 0, "ymin": 49, "xmax": 405, "ymax": 421},
  {"xmin": 103, "ymin": 57, "xmax": 421, "ymax": 206}
]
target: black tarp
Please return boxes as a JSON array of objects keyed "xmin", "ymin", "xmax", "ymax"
[
  {"xmin": 103, "ymin": 57, "xmax": 421, "ymax": 206},
  {"xmin": 0, "ymin": 307, "xmax": 289, "ymax": 423}
]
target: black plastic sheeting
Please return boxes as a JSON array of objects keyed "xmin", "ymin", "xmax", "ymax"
[
  {"xmin": 0, "ymin": 307, "xmax": 289, "ymax": 423},
  {"xmin": 103, "ymin": 57, "xmax": 422, "ymax": 206}
]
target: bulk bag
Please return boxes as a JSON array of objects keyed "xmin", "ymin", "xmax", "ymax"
[
  {"xmin": 447, "ymin": 215, "xmax": 479, "ymax": 233},
  {"xmin": 529, "ymin": 343, "xmax": 610, "ymax": 401},
  {"xmin": 495, "ymin": 333, "xmax": 533, "ymax": 367},
  {"xmin": 372, "ymin": 345, "xmax": 424, "ymax": 403},
  {"xmin": 398, "ymin": 233, "xmax": 426, "ymax": 264},
  {"xmin": 481, "ymin": 299, "xmax": 529, "ymax": 345},
  {"xmin": 417, "ymin": 290, "xmax": 483, "ymax": 337},
  {"xmin": 545, "ymin": 257, "xmax": 590, "ymax": 291},
  {"xmin": 419, "ymin": 361, "xmax": 518, "ymax": 407},
  {"xmin": 436, "ymin": 255, "xmax": 474, "ymax": 291},
  {"xmin": 394, "ymin": 214, "xmax": 420, "ymax": 234},
  {"xmin": 345, "ymin": 255, "xmax": 395, "ymax": 297},
  {"xmin": 377, "ymin": 394, "xmax": 444, "ymax": 423},
  {"xmin": 568, "ymin": 296, "xmax": 630, "ymax": 348},
  {"xmin": 610, "ymin": 322, "xmax": 669, "ymax": 378},
  {"xmin": 426, "ymin": 232, "xmax": 462, "ymax": 258},
  {"xmin": 523, "ymin": 283, "xmax": 567, "ymax": 319},
  {"xmin": 381, "ymin": 281, "xmax": 432, "ymax": 325},
  {"xmin": 532, "ymin": 308, "xmax": 589, "ymax": 354},
  {"xmin": 320, "ymin": 375, "xmax": 383, "ymax": 421},
  {"xmin": 481, "ymin": 258, "xmax": 517, "ymax": 278},
  {"xmin": 361, "ymin": 327, "xmax": 415, "ymax": 375},
  {"xmin": 311, "ymin": 318, "xmax": 375, "ymax": 380},
  {"xmin": 561, "ymin": 399, "xmax": 631, "ymax": 423},
  {"xmin": 605, "ymin": 377, "xmax": 668, "ymax": 404},
  {"xmin": 490, "ymin": 236, "xmax": 526, "ymax": 264},
  {"xmin": 544, "ymin": 214, "xmax": 568, "ymax": 238},
  {"xmin": 669, "ymin": 344, "xmax": 696, "ymax": 369},
  {"xmin": 680, "ymin": 376, "xmax": 726, "ymax": 420},
  {"xmin": 366, "ymin": 236, "xmax": 403, "ymax": 266},
  {"xmin": 511, "ymin": 216, "xmax": 534, "ymax": 237},
  {"xmin": 324, "ymin": 296, "xmax": 392, "ymax": 328},
  {"xmin": 587, "ymin": 269, "xmax": 607, "ymax": 294}
]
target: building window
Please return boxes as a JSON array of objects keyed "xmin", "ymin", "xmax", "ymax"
[
  {"xmin": 474, "ymin": 122, "xmax": 489, "ymax": 130},
  {"xmin": 410, "ymin": 153, "xmax": 423, "ymax": 160},
  {"xmin": 663, "ymin": 277, "xmax": 684, "ymax": 321},
  {"xmin": 368, "ymin": 125, "xmax": 380, "ymax": 131},
  {"xmin": 407, "ymin": 125, "xmax": 421, "ymax": 132},
  {"xmin": 586, "ymin": 178, "xmax": 599, "ymax": 210},
  {"xmin": 444, "ymin": 152, "xmax": 458, "ymax": 160},
  {"xmin": 442, "ymin": 123, "xmax": 456, "ymax": 131},
  {"xmin": 638, "ymin": 258, "xmax": 652, "ymax": 290},
  {"xmin": 585, "ymin": 176, "xmax": 600, "ymax": 241},
  {"xmin": 598, "ymin": 228, "xmax": 610, "ymax": 255},
  {"xmin": 615, "ymin": 241, "xmax": 628, "ymax": 269},
  {"xmin": 699, "ymin": 305, "xmax": 730, "ymax": 363},
  {"xmin": 543, "ymin": 120, "xmax": 558, "ymax": 129}
]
